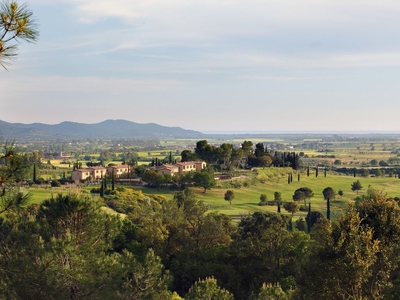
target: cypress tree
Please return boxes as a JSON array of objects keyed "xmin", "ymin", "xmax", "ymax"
[
  {"xmin": 111, "ymin": 169, "xmax": 115, "ymax": 191},
  {"xmin": 100, "ymin": 179, "xmax": 104, "ymax": 198},
  {"xmin": 327, "ymin": 198, "xmax": 331, "ymax": 220},
  {"xmin": 288, "ymin": 174, "xmax": 291, "ymax": 184},
  {"xmin": 324, "ymin": 167, "xmax": 327, "ymax": 177},
  {"xmin": 307, "ymin": 166, "xmax": 310, "ymax": 177},
  {"xmin": 33, "ymin": 163, "xmax": 37, "ymax": 183},
  {"xmin": 307, "ymin": 203, "xmax": 312, "ymax": 233},
  {"xmin": 288, "ymin": 218, "xmax": 293, "ymax": 231},
  {"xmin": 354, "ymin": 168, "xmax": 356, "ymax": 177},
  {"xmin": 290, "ymin": 173, "xmax": 293, "ymax": 183},
  {"xmin": 169, "ymin": 152, "xmax": 172, "ymax": 164},
  {"xmin": 316, "ymin": 167, "xmax": 319, "ymax": 177},
  {"xmin": 298, "ymin": 173, "xmax": 300, "ymax": 181},
  {"xmin": 277, "ymin": 202, "xmax": 281, "ymax": 213}
]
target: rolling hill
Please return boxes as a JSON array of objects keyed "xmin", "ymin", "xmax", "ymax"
[{"xmin": 0, "ymin": 119, "xmax": 204, "ymax": 140}]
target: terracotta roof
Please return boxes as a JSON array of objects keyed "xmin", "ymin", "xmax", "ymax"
[
  {"xmin": 73, "ymin": 168, "xmax": 91, "ymax": 173},
  {"xmin": 89, "ymin": 166, "xmax": 106, "ymax": 170},
  {"xmin": 108, "ymin": 165, "xmax": 129, "ymax": 169}
]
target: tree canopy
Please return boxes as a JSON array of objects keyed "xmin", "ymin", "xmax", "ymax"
[{"xmin": 322, "ymin": 187, "xmax": 336, "ymax": 200}]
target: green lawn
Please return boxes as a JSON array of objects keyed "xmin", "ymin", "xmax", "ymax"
[{"xmin": 26, "ymin": 171, "xmax": 400, "ymax": 221}]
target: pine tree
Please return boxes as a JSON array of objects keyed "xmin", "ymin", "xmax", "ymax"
[{"xmin": 307, "ymin": 203, "xmax": 312, "ymax": 233}]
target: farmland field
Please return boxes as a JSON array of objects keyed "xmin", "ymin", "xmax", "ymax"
[{"xmin": 27, "ymin": 168, "xmax": 400, "ymax": 222}]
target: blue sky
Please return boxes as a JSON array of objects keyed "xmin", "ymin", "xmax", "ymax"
[{"xmin": 1, "ymin": 0, "xmax": 400, "ymax": 133}]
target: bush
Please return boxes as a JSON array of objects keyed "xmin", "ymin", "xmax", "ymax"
[
  {"xmin": 50, "ymin": 180, "xmax": 61, "ymax": 187},
  {"xmin": 299, "ymin": 205, "xmax": 308, "ymax": 211},
  {"xmin": 230, "ymin": 181, "xmax": 242, "ymax": 189},
  {"xmin": 91, "ymin": 188, "xmax": 101, "ymax": 194},
  {"xmin": 106, "ymin": 200, "xmax": 117, "ymax": 209}
]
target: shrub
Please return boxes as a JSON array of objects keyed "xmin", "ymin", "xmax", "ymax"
[
  {"xmin": 230, "ymin": 181, "xmax": 242, "ymax": 189},
  {"xmin": 299, "ymin": 205, "xmax": 308, "ymax": 211},
  {"xmin": 50, "ymin": 180, "xmax": 61, "ymax": 187}
]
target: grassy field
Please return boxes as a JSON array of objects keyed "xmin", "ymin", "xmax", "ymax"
[{"xmin": 26, "ymin": 168, "xmax": 400, "ymax": 223}]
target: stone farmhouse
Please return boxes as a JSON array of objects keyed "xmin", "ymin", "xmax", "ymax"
[
  {"xmin": 71, "ymin": 165, "xmax": 130, "ymax": 183},
  {"xmin": 107, "ymin": 165, "xmax": 130, "ymax": 178},
  {"xmin": 155, "ymin": 161, "xmax": 206, "ymax": 176}
]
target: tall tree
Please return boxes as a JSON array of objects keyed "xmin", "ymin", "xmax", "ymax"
[
  {"xmin": 224, "ymin": 190, "xmax": 235, "ymax": 205},
  {"xmin": 351, "ymin": 180, "xmax": 363, "ymax": 194},
  {"xmin": 298, "ymin": 208, "xmax": 380, "ymax": 299},
  {"xmin": 32, "ymin": 162, "xmax": 36, "ymax": 183},
  {"xmin": 307, "ymin": 203, "xmax": 311, "ymax": 233},
  {"xmin": 0, "ymin": 140, "xmax": 29, "ymax": 214},
  {"xmin": 322, "ymin": 187, "xmax": 336, "ymax": 200},
  {"xmin": 185, "ymin": 277, "xmax": 234, "ymax": 300},
  {"xmin": 0, "ymin": 194, "xmax": 172, "ymax": 299},
  {"xmin": 112, "ymin": 168, "xmax": 115, "ymax": 191},
  {"xmin": 193, "ymin": 171, "xmax": 216, "ymax": 193},
  {"xmin": 327, "ymin": 198, "xmax": 331, "ymax": 220},
  {"xmin": 283, "ymin": 201, "xmax": 300, "ymax": 217},
  {"xmin": 293, "ymin": 187, "xmax": 314, "ymax": 205}
]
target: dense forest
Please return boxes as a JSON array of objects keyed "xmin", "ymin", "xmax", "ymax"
[{"xmin": 2, "ymin": 141, "xmax": 400, "ymax": 299}]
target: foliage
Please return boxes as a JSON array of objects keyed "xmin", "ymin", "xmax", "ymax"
[
  {"xmin": 305, "ymin": 210, "xmax": 324, "ymax": 229},
  {"xmin": 283, "ymin": 201, "xmax": 300, "ymax": 216},
  {"xmin": 259, "ymin": 193, "xmax": 268, "ymax": 206},
  {"xmin": 322, "ymin": 186, "xmax": 336, "ymax": 200},
  {"xmin": 256, "ymin": 282, "xmax": 290, "ymax": 300},
  {"xmin": 185, "ymin": 277, "xmax": 234, "ymax": 300},
  {"xmin": 224, "ymin": 190, "xmax": 235, "ymax": 205},
  {"xmin": 0, "ymin": 0, "xmax": 39, "ymax": 68},
  {"xmin": 292, "ymin": 187, "xmax": 314, "ymax": 205},
  {"xmin": 0, "ymin": 193, "xmax": 171, "ymax": 299},
  {"xmin": 298, "ymin": 207, "xmax": 381, "ymax": 299},
  {"xmin": 274, "ymin": 191, "xmax": 282, "ymax": 201},
  {"xmin": 230, "ymin": 212, "xmax": 310, "ymax": 298},
  {"xmin": 193, "ymin": 171, "xmax": 216, "ymax": 193},
  {"xmin": 351, "ymin": 179, "xmax": 363, "ymax": 194},
  {"xmin": 0, "ymin": 140, "xmax": 30, "ymax": 214}
]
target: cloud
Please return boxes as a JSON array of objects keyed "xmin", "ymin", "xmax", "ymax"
[{"xmin": 1, "ymin": 75, "xmax": 186, "ymax": 94}]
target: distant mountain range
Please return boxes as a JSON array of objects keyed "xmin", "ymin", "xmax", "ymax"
[{"xmin": 0, "ymin": 119, "xmax": 204, "ymax": 140}]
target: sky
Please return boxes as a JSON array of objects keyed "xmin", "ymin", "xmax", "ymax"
[{"xmin": 1, "ymin": 0, "xmax": 400, "ymax": 133}]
